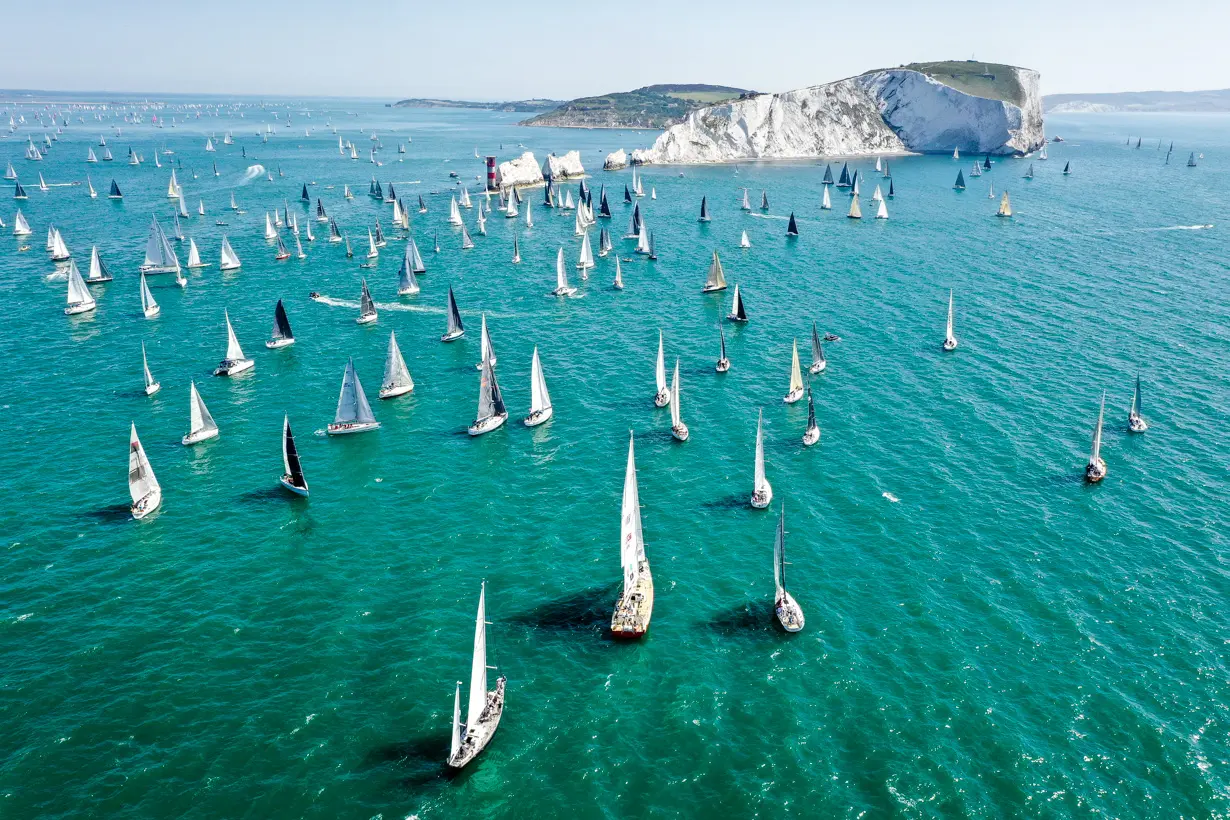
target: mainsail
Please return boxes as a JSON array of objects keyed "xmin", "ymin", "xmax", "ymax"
[
  {"xmin": 334, "ymin": 358, "xmax": 377, "ymax": 425},
  {"xmin": 271, "ymin": 299, "xmax": 294, "ymax": 342},
  {"xmin": 381, "ymin": 331, "xmax": 414, "ymax": 395},
  {"xmin": 128, "ymin": 424, "xmax": 160, "ymax": 506},
  {"xmin": 529, "ymin": 346, "xmax": 551, "ymax": 414},
  {"xmin": 704, "ymin": 251, "xmax": 727, "ymax": 291}
]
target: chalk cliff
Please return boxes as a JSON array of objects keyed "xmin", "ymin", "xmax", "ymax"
[
  {"xmin": 630, "ymin": 63, "xmax": 1045, "ymax": 164},
  {"xmin": 603, "ymin": 149, "xmax": 628, "ymax": 171},
  {"xmin": 546, "ymin": 150, "xmax": 586, "ymax": 179},
  {"xmin": 496, "ymin": 152, "xmax": 544, "ymax": 188}
]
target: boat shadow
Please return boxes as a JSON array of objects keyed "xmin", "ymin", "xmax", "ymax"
[
  {"xmin": 507, "ymin": 584, "xmax": 617, "ymax": 634},
  {"xmin": 700, "ymin": 493, "xmax": 749, "ymax": 511},
  {"xmin": 703, "ymin": 600, "xmax": 779, "ymax": 638},
  {"xmin": 82, "ymin": 503, "xmax": 132, "ymax": 523},
  {"xmin": 362, "ymin": 731, "xmax": 463, "ymax": 789},
  {"xmin": 239, "ymin": 486, "xmax": 296, "ymax": 503}
]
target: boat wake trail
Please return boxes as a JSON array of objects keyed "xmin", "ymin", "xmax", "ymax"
[
  {"xmin": 1135, "ymin": 224, "xmax": 1214, "ymax": 232},
  {"xmin": 45, "ymin": 271, "xmax": 68, "ymax": 282},
  {"xmin": 240, "ymin": 165, "xmax": 266, "ymax": 184},
  {"xmin": 312, "ymin": 295, "xmax": 444, "ymax": 315},
  {"xmin": 748, "ymin": 213, "xmax": 791, "ymax": 221}
]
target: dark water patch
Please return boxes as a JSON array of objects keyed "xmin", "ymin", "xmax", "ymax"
[
  {"xmin": 701, "ymin": 493, "xmax": 750, "ymax": 511},
  {"xmin": 240, "ymin": 486, "xmax": 294, "ymax": 503},
  {"xmin": 703, "ymin": 600, "xmax": 778, "ymax": 637},
  {"xmin": 81, "ymin": 503, "xmax": 133, "ymax": 523},
  {"xmin": 507, "ymin": 584, "xmax": 616, "ymax": 633},
  {"xmin": 363, "ymin": 731, "xmax": 460, "ymax": 789}
]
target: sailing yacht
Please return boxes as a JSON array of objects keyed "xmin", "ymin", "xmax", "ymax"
[
  {"xmin": 50, "ymin": 229, "xmax": 72, "ymax": 262},
  {"xmin": 943, "ymin": 291, "xmax": 958, "ymax": 351},
  {"xmin": 653, "ymin": 331, "xmax": 670, "ymax": 407},
  {"xmin": 86, "ymin": 246, "xmax": 112, "ymax": 282},
  {"xmin": 328, "ymin": 358, "xmax": 380, "ymax": 434},
  {"xmin": 13, "ymin": 209, "xmax": 31, "ymax": 236},
  {"xmin": 875, "ymin": 199, "xmax": 888, "ymax": 219},
  {"xmin": 613, "ymin": 257, "xmax": 624, "ymax": 290},
  {"xmin": 524, "ymin": 200, "xmax": 533, "ymax": 228},
  {"xmin": 279, "ymin": 415, "xmax": 309, "ymax": 496},
  {"xmin": 611, "ymin": 432, "xmax": 653, "ymax": 638},
  {"xmin": 64, "ymin": 259, "xmax": 96, "ymax": 315},
  {"xmin": 523, "ymin": 346, "xmax": 553, "ymax": 426},
  {"xmin": 356, "ymin": 279, "xmax": 378, "ymax": 324},
  {"xmin": 87, "ymin": 176, "xmax": 97, "ymax": 198},
  {"xmin": 847, "ymin": 197, "xmax": 863, "ymax": 219},
  {"xmin": 511, "ymin": 236, "xmax": 522, "ymax": 265},
  {"xmin": 182, "ymin": 381, "xmax": 220, "ymax": 445},
  {"xmin": 474, "ymin": 313, "xmax": 497, "ymax": 370},
  {"xmin": 783, "ymin": 341, "xmax": 804, "ymax": 403},
  {"xmin": 365, "ymin": 230, "xmax": 379, "ymax": 259},
  {"xmin": 727, "ymin": 283, "xmax": 748, "ymax": 323},
  {"xmin": 141, "ymin": 343, "xmax": 160, "ymax": 395},
  {"xmin": 1063, "ymin": 161, "xmax": 1072, "ymax": 176},
  {"xmin": 141, "ymin": 216, "xmax": 181, "ymax": 275},
  {"xmin": 703, "ymin": 250, "xmax": 727, "ymax": 292},
  {"xmin": 460, "ymin": 222, "xmax": 474, "ymax": 250},
  {"xmin": 397, "ymin": 247, "xmax": 421, "ymax": 295},
  {"xmin": 751, "ymin": 410, "xmax": 772, "ymax": 509},
  {"xmin": 214, "ymin": 310, "xmax": 254, "ymax": 375},
  {"xmin": 760, "ymin": 190, "xmax": 770, "ymax": 210},
  {"xmin": 379, "ymin": 331, "xmax": 415, "ymax": 398},
  {"xmin": 274, "ymin": 236, "xmax": 290, "ymax": 261},
  {"xmin": 447, "ymin": 583, "xmax": 506, "ymax": 769},
  {"xmin": 139, "ymin": 273, "xmax": 160, "ymax": 318},
  {"xmin": 809, "ymin": 322, "xmax": 827, "ymax": 373},
  {"xmin": 786, "ymin": 212, "xmax": 799, "ymax": 236},
  {"xmin": 802, "ymin": 384, "xmax": 819, "ymax": 446},
  {"xmin": 108, "ymin": 179, "xmax": 122, "ymax": 199},
  {"xmin": 266, "ymin": 299, "xmax": 295, "ymax": 348},
  {"xmin": 954, "ymin": 170, "xmax": 966, "ymax": 190},
  {"xmin": 186, "ymin": 238, "xmax": 209, "ymax": 268},
  {"xmin": 264, "ymin": 213, "xmax": 277, "ymax": 240},
  {"xmin": 13, "ymin": 179, "xmax": 27, "ymax": 200},
  {"xmin": 469, "ymin": 354, "xmax": 508, "ymax": 435},
  {"xmin": 821, "ymin": 187, "xmax": 831, "ymax": 211},
  {"xmin": 551, "ymin": 247, "xmax": 576, "ymax": 296},
  {"xmin": 448, "ymin": 196, "xmax": 463, "ymax": 225},
  {"xmin": 773, "ymin": 505, "xmax": 805, "ymax": 632},
  {"xmin": 1127, "ymin": 376, "xmax": 1148, "ymax": 433},
  {"xmin": 698, "ymin": 195, "xmax": 711, "ymax": 222},
  {"xmin": 128, "ymin": 424, "xmax": 162, "ymax": 520},
  {"xmin": 1085, "ymin": 393, "xmax": 1108, "ymax": 482},
  {"xmin": 997, "ymin": 192, "xmax": 1013, "ymax": 218},
  {"xmin": 739, "ymin": 230, "xmax": 751, "ymax": 249},
  {"xmin": 716, "ymin": 324, "xmax": 731, "ymax": 372},
  {"xmin": 441, "ymin": 287, "xmax": 465, "ymax": 341},
  {"xmin": 219, "ymin": 236, "xmax": 241, "ymax": 270},
  {"xmin": 669, "ymin": 360, "xmax": 688, "ymax": 441}
]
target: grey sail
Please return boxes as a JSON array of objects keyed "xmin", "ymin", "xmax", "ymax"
[
  {"xmin": 335, "ymin": 359, "xmax": 377, "ymax": 424},
  {"xmin": 408, "ymin": 238, "xmax": 426, "ymax": 272},
  {"xmin": 446, "ymin": 288, "xmax": 464, "ymax": 336},
  {"xmin": 811, "ymin": 322, "xmax": 825, "ymax": 367}
]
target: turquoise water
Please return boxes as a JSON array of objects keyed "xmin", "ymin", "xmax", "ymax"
[{"xmin": 1, "ymin": 102, "xmax": 1228, "ymax": 817}]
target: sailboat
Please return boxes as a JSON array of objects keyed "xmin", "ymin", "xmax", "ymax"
[
  {"xmin": 294, "ymin": 233, "xmax": 306, "ymax": 260},
  {"xmin": 182, "ymin": 381, "xmax": 220, "ymax": 445},
  {"xmin": 888, "ymin": 179, "xmax": 895, "ymax": 199},
  {"xmin": 809, "ymin": 322, "xmax": 827, "ymax": 373},
  {"xmin": 702, "ymin": 250, "xmax": 727, "ymax": 292},
  {"xmin": 12, "ymin": 209, "xmax": 30, "ymax": 236},
  {"xmin": 469, "ymin": 354, "xmax": 508, "ymax": 435},
  {"xmin": 802, "ymin": 384, "xmax": 819, "ymax": 446},
  {"xmin": 943, "ymin": 290, "xmax": 958, "ymax": 351},
  {"xmin": 448, "ymin": 196, "xmax": 463, "ymax": 226},
  {"xmin": 219, "ymin": 236, "xmax": 241, "ymax": 270},
  {"xmin": 13, "ymin": 179, "xmax": 28, "ymax": 200},
  {"xmin": 128, "ymin": 424, "xmax": 162, "ymax": 520},
  {"xmin": 446, "ymin": 582, "xmax": 506, "ymax": 769},
  {"xmin": 474, "ymin": 313, "xmax": 497, "ymax": 370},
  {"xmin": 141, "ymin": 343, "xmax": 160, "ymax": 395},
  {"xmin": 379, "ymin": 331, "xmax": 415, "ymax": 398},
  {"xmin": 551, "ymin": 247, "xmax": 576, "ymax": 296},
  {"xmin": 760, "ymin": 190, "xmax": 770, "ymax": 210},
  {"xmin": 1085, "ymin": 393, "xmax": 1108, "ymax": 482},
  {"xmin": 460, "ymin": 222, "xmax": 474, "ymax": 250},
  {"xmin": 953, "ymin": 147, "xmax": 960, "ymax": 160},
  {"xmin": 186, "ymin": 238, "xmax": 208, "ymax": 268},
  {"xmin": 365, "ymin": 229, "xmax": 379, "ymax": 259},
  {"xmin": 997, "ymin": 191, "xmax": 1012, "ymax": 218},
  {"xmin": 50, "ymin": 229, "xmax": 72, "ymax": 262},
  {"xmin": 698, "ymin": 195, "xmax": 711, "ymax": 222},
  {"xmin": 751, "ymin": 410, "xmax": 772, "ymax": 509},
  {"xmin": 264, "ymin": 213, "xmax": 277, "ymax": 240},
  {"xmin": 140, "ymin": 272, "xmax": 160, "ymax": 318},
  {"xmin": 108, "ymin": 179, "xmax": 122, "ymax": 199},
  {"xmin": 1128, "ymin": 376, "xmax": 1148, "ymax": 433},
  {"xmin": 786, "ymin": 212, "xmax": 799, "ymax": 236},
  {"xmin": 38, "ymin": 173, "xmax": 49, "ymax": 193},
  {"xmin": 64, "ymin": 259, "xmax": 96, "ymax": 315},
  {"xmin": 875, "ymin": 199, "xmax": 888, "ymax": 219},
  {"xmin": 653, "ymin": 331, "xmax": 670, "ymax": 407},
  {"xmin": 441, "ymin": 287, "xmax": 465, "ymax": 341},
  {"xmin": 87, "ymin": 246, "xmax": 113, "ymax": 282},
  {"xmin": 577, "ymin": 232, "xmax": 595, "ymax": 273},
  {"xmin": 773, "ymin": 505, "xmax": 805, "ymax": 632},
  {"xmin": 821, "ymin": 186, "xmax": 831, "ymax": 210},
  {"xmin": 727, "ymin": 283, "xmax": 748, "ymax": 322},
  {"xmin": 87, "ymin": 176, "xmax": 97, "ymax": 198},
  {"xmin": 988, "ymin": 181, "xmax": 995, "ymax": 199},
  {"xmin": 669, "ymin": 360, "xmax": 688, "ymax": 441},
  {"xmin": 140, "ymin": 216, "xmax": 181, "ymax": 274},
  {"xmin": 716, "ymin": 324, "xmax": 731, "ymax": 372},
  {"xmin": 523, "ymin": 346, "xmax": 553, "ymax": 426},
  {"xmin": 1024, "ymin": 163, "xmax": 1035, "ymax": 179},
  {"xmin": 266, "ymin": 299, "xmax": 295, "ymax": 348},
  {"xmin": 408, "ymin": 238, "xmax": 426, "ymax": 273},
  {"xmin": 847, "ymin": 197, "xmax": 862, "ymax": 219},
  {"xmin": 954, "ymin": 170, "xmax": 966, "ymax": 190},
  {"xmin": 278, "ymin": 415, "xmax": 309, "ymax": 496},
  {"xmin": 1063, "ymin": 161, "xmax": 1072, "ymax": 176},
  {"xmin": 524, "ymin": 200, "xmax": 533, "ymax": 228},
  {"xmin": 328, "ymin": 358, "xmax": 380, "ymax": 434},
  {"xmin": 871, "ymin": 184, "xmax": 883, "ymax": 202},
  {"xmin": 739, "ymin": 230, "xmax": 751, "ymax": 248},
  {"xmin": 611, "ymin": 432, "xmax": 653, "ymax": 637},
  {"xmin": 214, "ymin": 310, "xmax": 254, "ymax": 375},
  {"xmin": 274, "ymin": 236, "xmax": 290, "ymax": 261},
  {"xmin": 355, "ymin": 279, "xmax": 378, "ymax": 325},
  {"xmin": 613, "ymin": 257, "xmax": 623, "ymax": 290},
  {"xmin": 397, "ymin": 247, "xmax": 421, "ymax": 295},
  {"xmin": 784, "ymin": 340, "xmax": 804, "ymax": 403},
  {"xmin": 741, "ymin": 188, "xmax": 752, "ymax": 210}
]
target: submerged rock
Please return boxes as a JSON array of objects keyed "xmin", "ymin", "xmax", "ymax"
[{"xmin": 603, "ymin": 149, "xmax": 628, "ymax": 171}]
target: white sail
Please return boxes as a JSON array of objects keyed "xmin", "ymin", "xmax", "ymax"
[
  {"xmin": 945, "ymin": 291, "xmax": 955, "ymax": 345},
  {"xmin": 448, "ymin": 196, "xmax": 462, "ymax": 225},
  {"xmin": 65, "ymin": 259, "xmax": 94, "ymax": 312},
  {"xmin": 789, "ymin": 341, "xmax": 803, "ymax": 392},
  {"xmin": 186, "ymin": 238, "xmax": 202, "ymax": 268},
  {"xmin": 477, "ymin": 313, "xmax": 496, "ymax": 369},
  {"xmin": 529, "ymin": 346, "xmax": 550, "ymax": 413},
  {"xmin": 466, "ymin": 583, "xmax": 489, "ymax": 731},
  {"xmin": 525, "ymin": 200, "xmax": 533, "ymax": 228},
  {"xmin": 224, "ymin": 310, "xmax": 246, "ymax": 361},
  {"xmin": 578, "ymin": 231, "xmax": 595, "ymax": 270},
  {"xmin": 220, "ymin": 236, "xmax": 241, "ymax": 270},
  {"xmin": 669, "ymin": 360, "xmax": 682, "ymax": 428},
  {"xmin": 334, "ymin": 359, "xmax": 377, "ymax": 425},
  {"xmin": 822, "ymin": 187, "xmax": 831, "ymax": 210},
  {"xmin": 1090, "ymin": 393, "xmax": 1105, "ymax": 466},
  {"xmin": 264, "ymin": 213, "xmax": 276, "ymax": 240},
  {"xmin": 704, "ymin": 251, "xmax": 726, "ymax": 291},
  {"xmin": 128, "ymin": 424, "xmax": 160, "ymax": 506},
  {"xmin": 655, "ymin": 331, "xmax": 667, "ymax": 395},
  {"xmin": 13, "ymin": 210, "xmax": 31, "ymax": 235},
  {"xmin": 555, "ymin": 247, "xmax": 572, "ymax": 293},
  {"xmin": 142, "ymin": 343, "xmax": 157, "ymax": 390},
  {"xmin": 620, "ymin": 432, "xmax": 647, "ymax": 595},
  {"xmin": 51, "ymin": 229, "xmax": 71, "ymax": 261},
  {"xmin": 740, "ymin": 230, "xmax": 751, "ymax": 248},
  {"xmin": 754, "ymin": 411, "xmax": 768, "ymax": 495},
  {"xmin": 381, "ymin": 331, "xmax": 414, "ymax": 395},
  {"xmin": 875, "ymin": 199, "xmax": 888, "ymax": 219},
  {"xmin": 187, "ymin": 381, "xmax": 218, "ymax": 439},
  {"xmin": 449, "ymin": 683, "xmax": 462, "ymax": 765},
  {"xmin": 140, "ymin": 273, "xmax": 158, "ymax": 316}
]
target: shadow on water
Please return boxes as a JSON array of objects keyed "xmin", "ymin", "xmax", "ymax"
[
  {"xmin": 703, "ymin": 600, "xmax": 779, "ymax": 638},
  {"xmin": 507, "ymin": 584, "xmax": 617, "ymax": 633},
  {"xmin": 363, "ymin": 731, "xmax": 463, "ymax": 790},
  {"xmin": 82, "ymin": 503, "xmax": 132, "ymax": 523},
  {"xmin": 1041, "ymin": 472, "xmax": 1089, "ymax": 489},
  {"xmin": 701, "ymin": 493, "xmax": 749, "ymax": 511},
  {"xmin": 240, "ymin": 486, "xmax": 296, "ymax": 503}
]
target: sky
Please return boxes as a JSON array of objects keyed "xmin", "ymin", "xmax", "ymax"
[{"xmin": 5, "ymin": 0, "xmax": 1229, "ymax": 100}]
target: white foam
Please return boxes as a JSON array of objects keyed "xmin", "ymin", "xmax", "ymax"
[{"xmin": 882, "ymin": 492, "xmax": 900, "ymax": 503}]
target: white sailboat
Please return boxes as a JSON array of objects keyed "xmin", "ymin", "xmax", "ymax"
[
  {"xmin": 182, "ymin": 381, "xmax": 220, "ymax": 445},
  {"xmin": 1085, "ymin": 393, "xmax": 1108, "ymax": 482},
  {"xmin": 525, "ymin": 200, "xmax": 533, "ymax": 228},
  {"xmin": 669, "ymin": 359, "xmax": 688, "ymax": 442},
  {"xmin": 653, "ymin": 331, "xmax": 670, "ymax": 407},
  {"xmin": 365, "ymin": 229, "xmax": 378, "ymax": 260},
  {"xmin": 551, "ymin": 247, "xmax": 576, "ymax": 296},
  {"xmin": 218, "ymin": 236, "xmax": 241, "ymax": 271},
  {"xmin": 1128, "ymin": 376, "xmax": 1148, "ymax": 433},
  {"xmin": 356, "ymin": 279, "xmax": 377, "ymax": 324},
  {"xmin": 783, "ymin": 340, "xmax": 804, "ymax": 403},
  {"xmin": 266, "ymin": 299, "xmax": 295, "ymax": 348},
  {"xmin": 821, "ymin": 186, "xmax": 832, "ymax": 210},
  {"xmin": 716, "ymin": 324, "xmax": 730, "ymax": 372},
  {"xmin": 141, "ymin": 343, "xmax": 160, "ymax": 395},
  {"xmin": 751, "ymin": 410, "xmax": 772, "ymax": 509},
  {"xmin": 186, "ymin": 238, "xmax": 209, "ymax": 268},
  {"xmin": 612, "ymin": 257, "xmax": 623, "ymax": 290},
  {"xmin": 264, "ymin": 212, "xmax": 277, "ymax": 240},
  {"xmin": 702, "ymin": 250, "xmax": 727, "ymax": 292},
  {"xmin": 50, "ymin": 229, "xmax": 71, "ymax": 262},
  {"xmin": 875, "ymin": 199, "xmax": 888, "ymax": 219},
  {"xmin": 139, "ymin": 272, "xmax": 160, "ymax": 318},
  {"xmin": 773, "ymin": 505, "xmax": 805, "ymax": 632},
  {"xmin": 727, "ymin": 283, "xmax": 747, "ymax": 322},
  {"xmin": 64, "ymin": 258, "xmax": 96, "ymax": 315},
  {"xmin": 141, "ymin": 216, "xmax": 181, "ymax": 274},
  {"xmin": 328, "ymin": 358, "xmax": 380, "ymax": 434},
  {"xmin": 460, "ymin": 222, "xmax": 474, "ymax": 250},
  {"xmin": 475, "ymin": 313, "xmax": 496, "ymax": 370},
  {"xmin": 611, "ymin": 432, "xmax": 653, "ymax": 637},
  {"xmin": 214, "ymin": 310, "xmax": 254, "ymax": 375},
  {"xmin": 577, "ymin": 231, "xmax": 595, "ymax": 273},
  {"xmin": 523, "ymin": 346, "xmax": 553, "ymax": 426},
  {"xmin": 378, "ymin": 331, "xmax": 415, "ymax": 398},
  {"xmin": 397, "ymin": 247, "xmax": 421, "ymax": 295},
  {"xmin": 13, "ymin": 209, "xmax": 32, "ymax": 236},
  {"xmin": 809, "ymin": 322, "xmax": 827, "ymax": 374},
  {"xmin": 997, "ymin": 191, "xmax": 1012, "ymax": 218},
  {"xmin": 511, "ymin": 235, "xmax": 521, "ymax": 265},
  {"xmin": 448, "ymin": 196, "xmax": 463, "ymax": 225},
  {"xmin": 87, "ymin": 175, "xmax": 97, "ymax": 198},
  {"xmin": 802, "ymin": 383, "xmax": 820, "ymax": 446},
  {"xmin": 279, "ymin": 415, "xmax": 309, "ymax": 496},
  {"xmin": 128, "ymin": 424, "xmax": 162, "ymax": 520},
  {"xmin": 446, "ymin": 582, "xmax": 506, "ymax": 769},
  {"xmin": 468, "ymin": 354, "xmax": 508, "ymax": 436},
  {"xmin": 739, "ymin": 230, "xmax": 751, "ymax": 248},
  {"xmin": 943, "ymin": 290, "xmax": 958, "ymax": 351}
]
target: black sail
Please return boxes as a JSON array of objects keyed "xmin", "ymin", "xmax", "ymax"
[
  {"xmin": 273, "ymin": 299, "xmax": 293, "ymax": 340},
  {"xmin": 786, "ymin": 213, "xmax": 798, "ymax": 236}
]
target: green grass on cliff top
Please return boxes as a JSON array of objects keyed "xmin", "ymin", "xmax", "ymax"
[{"xmin": 884, "ymin": 61, "xmax": 1029, "ymax": 108}]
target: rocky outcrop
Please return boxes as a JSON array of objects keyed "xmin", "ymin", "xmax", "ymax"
[
  {"xmin": 545, "ymin": 150, "xmax": 586, "ymax": 179},
  {"xmin": 603, "ymin": 149, "xmax": 628, "ymax": 171},
  {"xmin": 632, "ymin": 65, "xmax": 1045, "ymax": 165},
  {"xmin": 496, "ymin": 152, "xmax": 544, "ymax": 188}
]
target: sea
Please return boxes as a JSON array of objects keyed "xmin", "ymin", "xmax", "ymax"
[{"xmin": 0, "ymin": 96, "xmax": 1227, "ymax": 818}]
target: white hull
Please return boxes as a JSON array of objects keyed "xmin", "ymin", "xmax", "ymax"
[
  {"xmin": 182, "ymin": 428, "xmax": 219, "ymax": 446},
  {"xmin": 379, "ymin": 384, "xmax": 414, "ymax": 399},
  {"xmin": 523, "ymin": 406, "xmax": 553, "ymax": 427},
  {"xmin": 671, "ymin": 423, "xmax": 689, "ymax": 442},
  {"xmin": 701, "ymin": 284, "xmax": 726, "ymax": 293},
  {"xmin": 802, "ymin": 427, "xmax": 820, "ymax": 447},
  {"xmin": 716, "ymin": 359, "xmax": 730, "ymax": 372},
  {"xmin": 783, "ymin": 388, "xmax": 804, "ymax": 404},
  {"xmin": 327, "ymin": 421, "xmax": 381, "ymax": 435},
  {"xmin": 131, "ymin": 488, "xmax": 162, "ymax": 520},
  {"xmin": 447, "ymin": 678, "xmax": 506, "ymax": 769},
  {"xmin": 441, "ymin": 330, "xmax": 465, "ymax": 342},
  {"xmin": 65, "ymin": 301, "xmax": 96, "ymax": 316},
  {"xmin": 356, "ymin": 314, "xmax": 377, "ymax": 325},
  {"xmin": 943, "ymin": 338, "xmax": 958, "ymax": 352},
  {"xmin": 1085, "ymin": 459, "xmax": 1107, "ymax": 483},
  {"xmin": 809, "ymin": 361, "xmax": 827, "ymax": 375},
  {"xmin": 468, "ymin": 413, "xmax": 508, "ymax": 436},
  {"xmin": 220, "ymin": 262, "xmax": 241, "ymax": 271},
  {"xmin": 775, "ymin": 592, "xmax": 805, "ymax": 632},
  {"xmin": 187, "ymin": 262, "xmax": 211, "ymax": 269},
  {"xmin": 214, "ymin": 358, "xmax": 254, "ymax": 376},
  {"xmin": 265, "ymin": 338, "xmax": 295, "ymax": 349},
  {"xmin": 145, "ymin": 382, "xmax": 161, "ymax": 396},
  {"xmin": 140, "ymin": 265, "xmax": 180, "ymax": 275},
  {"xmin": 551, "ymin": 287, "xmax": 577, "ymax": 297},
  {"xmin": 751, "ymin": 484, "xmax": 773, "ymax": 509},
  {"xmin": 144, "ymin": 306, "xmax": 161, "ymax": 319},
  {"xmin": 279, "ymin": 476, "xmax": 309, "ymax": 497},
  {"xmin": 1128, "ymin": 416, "xmax": 1148, "ymax": 433},
  {"xmin": 653, "ymin": 390, "xmax": 670, "ymax": 408}
]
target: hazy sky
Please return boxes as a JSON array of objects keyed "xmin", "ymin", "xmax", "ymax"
[{"xmin": 5, "ymin": 0, "xmax": 1227, "ymax": 100}]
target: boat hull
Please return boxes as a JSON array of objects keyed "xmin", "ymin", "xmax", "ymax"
[
  {"xmin": 551, "ymin": 287, "xmax": 577, "ymax": 297},
  {"xmin": 611, "ymin": 569, "xmax": 654, "ymax": 638},
  {"xmin": 716, "ymin": 359, "xmax": 730, "ymax": 373},
  {"xmin": 379, "ymin": 384, "xmax": 414, "ymax": 399},
  {"xmin": 265, "ymin": 338, "xmax": 295, "ymax": 349},
  {"xmin": 468, "ymin": 413, "xmax": 508, "ymax": 436},
  {"xmin": 1128, "ymin": 416, "xmax": 1148, "ymax": 433},
  {"xmin": 802, "ymin": 427, "xmax": 820, "ymax": 447},
  {"xmin": 220, "ymin": 263, "xmax": 241, "ymax": 271},
  {"xmin": 523, "ymin": 406, "xmax": 552, "ymax": 427},
  {"xmin": 327, "ymin": 421, "xmax": 381, "ymax": 435},
  {"xmin": 783, "ymin": 388, "xmax": 804, "ymax": 404},
  {"xmin": 279, "ymin": 476, "xmax": 309, "ymax": 497},
  {"xmin": 131, "ymin": 488, "xmax": 162, "ymax": 520},
  {"xmin": 144, "ymin": 382, "xmax": 161, "ymax": 396},
  {"xmin": 672, "ymin": 423, "xmax": 689, "ymax": 442},
  {"xmin": 1085, "ymin": 459, "xmax": 1107, "ymax": 483},
  {"xmin": 65, "ymin": 301, "xmax": 96, "ymax": 315},
  {"xmin": 214, "ymin": 358, "xmax": 254, "ymax": 377},
  {"xmin": 447, "ymin": 677, "xmax": 506, "ymax": 769},
  {"xmin": 751, "ymin": 485, "xmax": 773, "ymax": 510},
  {"xmin": 943, "ymin": 339, "xmax": 958, "ymax": 352},
  {"xmin": 775, "ymin": 592, "xmax": 805, "ymax": 633},
  {"xmin": 356, "ymin": 314, "xmax": 377, "ymax": 325},
  {"xmin": 701, "ymin": 284, "xmax": 727, "ymax": 293},
  {"xmin": 653, "ymin": 390, "xmax": 670, "ymax": 408},
  {"xmin": 809, "ymin": 361, "xmax": 827, "ymax": 375},
  {"xmin": 441, "ymin": 330, "xmax": 465, "ymax": 343},
  {"xmin": 182, "ymin": 428, "xmax": 219, "ymax": 446}
]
